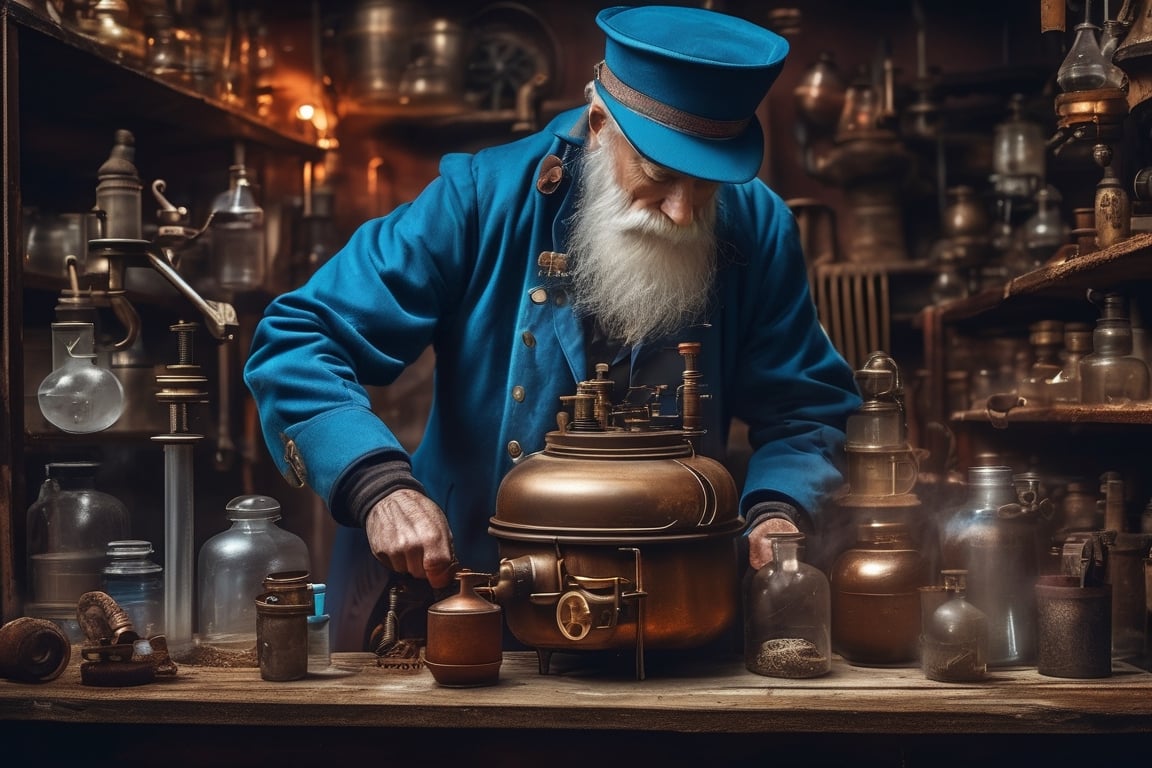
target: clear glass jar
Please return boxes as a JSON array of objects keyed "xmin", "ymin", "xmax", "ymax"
[
  {"xmin": 102, "ymin": 539, "xmax": 164, "ymax": 639},
  {"xmin": 197, "ymin": 495, "xmax": 310, "ymax": 648},
  {"xmin": 1079, "ymin": 292, "xmax": 1151, "ymax": 404},
  {"xmin": 921, "ymin": 569, "xmax": 988, "ymax": 682},
  {"xmin": 744, "ymin": 534, "xmax": 831, "ymax": 678},
  {"xmin": 25, "ymin": 462, "xmax": 131, "ymax": 640},
  {"xmin": 831, "ymin": 521, "xmax": 930, "ymax": 665}
]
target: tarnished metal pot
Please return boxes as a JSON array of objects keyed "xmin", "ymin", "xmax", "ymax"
[{"xmin": 489, "ymin": 427, "xmax": 741, "ymax": 669}]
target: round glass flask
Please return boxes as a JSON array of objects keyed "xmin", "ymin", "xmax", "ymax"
[
  {"xmin": 744, "ymin": 534, "xmax": 831, "ymax": 678},
  {"xmin": 197, "ymin": 495, "xmax": 310, "ymax": 648},
  {"xmin": 37, "ymin": 321, "xmax": 125, "ymax": 434}
]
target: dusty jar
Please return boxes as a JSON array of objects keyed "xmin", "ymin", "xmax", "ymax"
[{"xmin": 831, "ymin": 521, "xmax": 931, "ymax": 665}]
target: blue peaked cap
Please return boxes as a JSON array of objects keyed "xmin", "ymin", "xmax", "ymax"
[{"xmin": 593, "ymin": 5, "xmax": 789, "ymax": 184}]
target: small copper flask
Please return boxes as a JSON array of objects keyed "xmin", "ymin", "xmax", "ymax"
[{"xmin": 425, "ymin": 570, "xmax": 502, "ymax": 687}]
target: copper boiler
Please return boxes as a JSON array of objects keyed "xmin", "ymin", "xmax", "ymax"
[{"xmin": 488, "ymin": 343, "xmax": 742, "ymax": 678}]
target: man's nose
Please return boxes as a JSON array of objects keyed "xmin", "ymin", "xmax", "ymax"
[{"xmin": 660, "ymin": 181, "xmax": 708, "ymax": 226}]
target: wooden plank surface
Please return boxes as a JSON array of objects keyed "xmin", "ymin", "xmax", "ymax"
[{"xmin": 3, "ymin": 651, "xmax": 1151, "ymax": 736}]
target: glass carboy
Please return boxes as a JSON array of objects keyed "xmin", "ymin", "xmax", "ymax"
[
  {"xmin": 1079, "ymin": 292, "xmax": 1151, "ymax": 405},
  {"xmin": 940, "ymin": 465, "xmax": 1038, "ymax": 666},
  {"xmin": 25, "ymin": 462, "xmax": 131, "ymax": 640},
  {"xmin": 745, "ymin": 534, "xmax": 831, "ymax": 678},
  {"xmin": 197, "ymin": 495, "xmax": 310, "ymax": 648}
]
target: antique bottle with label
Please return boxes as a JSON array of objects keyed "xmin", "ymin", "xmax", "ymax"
[
  {"xmin": 831, "ymin": 521, "xmax": 931, "ymax": 665},
  {"xmin": 940, "ymin": 465, "xmax": 1038, "ymax": 666},
  {"xmin": 745, "ymin": 534, "xmax": 831, "ymax": 678},
  {"xmin": 197, "ymin": 495, "xmax": 310, "ymax": 647},
  {"xmin": 1079, "ymin": 292, "xmax": 1150, "ymax": 405}
]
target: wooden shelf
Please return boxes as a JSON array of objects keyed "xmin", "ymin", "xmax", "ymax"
[
  {"xmin": 953, "ymin": 402, "xmax": 1152, "ymax": 426},
  {"xmin": 934, "ymin": 233, "xmax": 1152, "ymax": 327}
]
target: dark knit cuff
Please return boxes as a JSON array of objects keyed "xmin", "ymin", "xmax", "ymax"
[
  {"xmin": 744, "ymin": 500, "xmax": 808, "ymax": 536},
  {"xmin": 332, "ymin": 455, "xmax": 427, "ymax": 528}
]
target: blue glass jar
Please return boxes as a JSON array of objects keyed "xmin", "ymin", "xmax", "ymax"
[{"xmin": 102, "ymin": 539, "xmax": 164, "ymax": 638}]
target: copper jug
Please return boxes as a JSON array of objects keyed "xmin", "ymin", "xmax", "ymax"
[
  {"xmin": 425, "ymin": 570, "xmax": 502, "ymax": 687},
  {"xmin": 831, "ymin": 521, "xmax": 930, "ymax": 665}
]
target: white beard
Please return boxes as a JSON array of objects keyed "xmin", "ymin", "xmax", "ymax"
[{"xmin": 566, "ymin": 127, "xmax": 718, "ymax": 347}]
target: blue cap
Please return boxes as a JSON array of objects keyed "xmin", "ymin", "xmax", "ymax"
[{"xmin": 594, "ymin": 5, "xmax": 789, "ymax": 184}]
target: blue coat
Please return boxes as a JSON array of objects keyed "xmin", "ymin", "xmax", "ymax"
[{"xmin": 244, "ymin": 107, "xmax": 861, "ymax": 647}]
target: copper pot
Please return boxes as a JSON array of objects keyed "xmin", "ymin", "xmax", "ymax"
[
  {"xmin": 489, "ymin": 426, "xmax": 741, "ymax": 675},
  {"xmin": 425, "ymin": 570, "xmax": 502, "ymax": 687}
]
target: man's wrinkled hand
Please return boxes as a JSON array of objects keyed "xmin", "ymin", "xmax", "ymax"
[
  {"xmin": 747, "ymin": 516, "xmax": 800, "ymax": 571},
  {"xmin": 366, "ymin": 488, "xmax": 457, "ymax": 588}
]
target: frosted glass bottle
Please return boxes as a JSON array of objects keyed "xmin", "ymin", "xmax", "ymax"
[
  {"xmin": 745, "ymin": 535, "xmax": 831, "ymax": 678},
  {"xmin": 102, "ymin": 539, "xmax": 164, "ymax": 638},
  {"xmin": 1079, "ymin": 292, "xmax": 1151, "ymax": 404},
  {"xmin": 921, "ymin": 569, "xmax": 988, "ymax": 682},
  {"xmin": 197, "ymin": 495, "xmax": 310, "ymax": 648},
  {"xmin": 25, "ymin": 462, "xmax": 131, "ymax": 638}
]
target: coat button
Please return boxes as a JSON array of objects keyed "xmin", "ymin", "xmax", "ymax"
[
  {"xmin": 521, "ymin": 331, "xmax": 536, "ymax": 348},
  {"xmin": 536, "ymin": 154, "xmax": 564, "ymax": 194},
  {"xmin": 512, "ymin": 385, "xmax": 526, "ymax": 402},
  {"xmin": 530, "ymin": 288, "xmax": 548, "ymax": 304},
  {"xmin": 553, "ymin": 289, "xmax": 567, "ymax": 306},
  {"xmin": 280, "ymin": 436, "xmax": 307, "ymax": 488},
  {"xmin": 507, "ymin": 440, "xmax": 523, "ymax": 459}
]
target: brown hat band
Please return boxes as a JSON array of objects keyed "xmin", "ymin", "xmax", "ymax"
[{"xmin": 595, "ymin": 61, "xmax": 752, "ymax": 140}]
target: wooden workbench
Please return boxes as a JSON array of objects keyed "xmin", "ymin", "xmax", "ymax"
[{"xmin": 2, "ymin": 650, "xmax": 1150, "ymax": 766}]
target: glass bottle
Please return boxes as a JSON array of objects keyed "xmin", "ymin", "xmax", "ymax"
[
  {"xmin": 102, "ymin": 539, "xmax": 164, "ymax": 639},
  {"xmin": 745, "ymin": 534, "xmax": 831, "ymax": 678},
  {"xmin": 1047, "ymin": 323, "xmax": 1093, "ymax": 403},
  {"xmin": 210, "ymin": 161, "xmax": 266, "ymax": 293},
  {"xmin": 921, "ymin": 569, "xmax": 988, "ymax": 682},
  {"xmin": 25, "ymin": 462, "xmax": 131, "ymax": 641},
  {"xmin": 197, "ymin": 495, "xmax": 310, "ymax": 648},
  {"xmin": 1079, "ymin": 292, "xmax": 1151, "ymax": 404},
  {"xmin": 991, "ymin": 95, "xmax": 1045, "ymax": 200},
  {"xmin": 831, "ymin": 521, "xmax": 930, "ymax": 665},
  {"xmin": 940, "ymin": 465, "xmax": 1038, "ymax": 666},
  {"xmin": 1018, "ymin": 320, "xmax": 1065, "ymax": 407},
  {"xmin": 1021, "ymin": 186, "xmax": 1069, "ymax": 267},
  {"xmin": 1057, "ymin": 20, "xmax": 1110, "ymax": 92},
  {"xmin": 37, "ymin": 321, "xmax": 125, "ymax": 434}
]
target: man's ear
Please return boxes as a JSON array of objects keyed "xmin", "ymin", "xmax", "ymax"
[{"xmin": 587, "ymin": 102, "xmax": 609, "ymax": 145}]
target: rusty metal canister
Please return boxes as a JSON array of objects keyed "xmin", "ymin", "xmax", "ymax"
[
  {"xmin": 0, "ymin": 616, "xmax": 72, "ymax": 683},
  {"xmin": 425, "ymin": 570, "xmax": 502, "ymax": 687},
  {"xmin": 1035, "ymin": 575, "xmax": 1112, "ymax": 678},
  {"xmin": 255, "ymin": 592, "xmax": 311, "ymax": 681},
  {"xmin": 831, "ymin": 521, "xmax": 930, "ymax": 665},
  {"xmin": 262, "ymin": 570, "xmax": 313, "ymax": 608}
]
